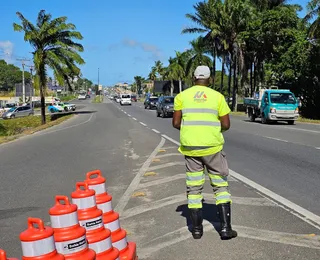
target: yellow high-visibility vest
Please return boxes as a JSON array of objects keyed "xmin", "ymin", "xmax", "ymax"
[{"xmin": 179, "ymin": 85, "xmax": 225, "ymax": 154}]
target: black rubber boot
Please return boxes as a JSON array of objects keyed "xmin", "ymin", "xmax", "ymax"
[
  {"xmin": 218, "ymin": 203, "xmax": 237, "ymax": 240},
  {"xmin": 190, "ymin": 208, "xmax": 203, "ymax": 239}
]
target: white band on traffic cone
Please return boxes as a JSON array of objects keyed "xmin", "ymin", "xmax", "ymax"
[
  {"xmin": 72, "ymin": 195, "xmax": 96, "ymax": 210},
  {"xmin": 50, "ymin": 211, "xmax": 78, "ymax": 228},
  {"xmin": 88, "ymin": 236, "xmax": 112, "ymax": 253},
  {"xmin": 105, "ymin": 219, "xmax": 120, "ymax": 232},
  {"xmin": 88, "ymin": 183, "xmax": 106, "ymax": 195},
  {"xmin": 79, "ymin": 216, "xmax": 103, "ymax": 231},
  {"xmin": 97, "ymin": 200, "xmax": 112, "ymax": 213},
  {"xmin": 112, "ymin": 237, "xmax": 128, "ymax": 252},
  {"xmin": 55, "ymin": 235, "xmax": 87, "ymax": 255},
  {"xmin": 21, "ymin": 236, "xmax": 56, "ymax": 257}
]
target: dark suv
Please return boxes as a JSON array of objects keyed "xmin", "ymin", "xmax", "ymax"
[
  {"xmin": 156, "ymin": 96, "xmax": 174, "ymax": 118},
  {"xmin": 144, "ymin": 96, "xmax": 158, "ymax": 109}
]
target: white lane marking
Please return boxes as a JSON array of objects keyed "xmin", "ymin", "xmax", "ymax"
[
  {"xmin": 115, "ymin": 138, "xmax": 166, "ymax": 215},
  {"xmin": 161, "ymin": 134, "xmax": 180, "ymax": 146},
  {"xmin": 230, "ymin": 170, "xmax": 320, "ymax": 229},
  {"xmin": 138, "ymin": 223, "xmax": 320, "ymax": 258},
  {"xmin": 124, "ymin": 111, "xmax": 127, "ymax": 114},
  {"xmin": 280, "ymin": 126, "xmax": 320, "ymax": 134},
  {"xmin": 315, "ymin": 147, "xmax": 320, "ymax": 150},
  {"xmin": 162, "ymin": 134, "xmax": 320, "ymax": 229},
  {"xmin": 122, "ymin": 193, "xmax": 272, "ymax": 220},
  {"xmin": 152, "ymin": 129, "xmax": 160, "ymax": 134},
  {"xmin": 263, "ymin": 136, "xmax": 289, "ymax": 143},
  {"xmin": 132, "ymin": 117, "xmax": 137, "ymax": 121},
  {"xmin": 36, "ymin": 114, "xmax": 94, "ymax": 137},
  {"xmin": 139, "ymin": 122, "xmax": 147, "ymax": 126},
  {"xmin": 127, "ymin": 114, "xmax": 131, "ymax": 117}
]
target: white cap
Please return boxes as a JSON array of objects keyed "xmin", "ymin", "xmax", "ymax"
[{"xmin": 194, "ymin": 65, "xmax": 211, "ymax": 80}]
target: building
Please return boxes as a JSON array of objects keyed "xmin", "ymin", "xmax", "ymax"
[{"xmin": 153, "ymin": 80, "xmax": 188, "ymax": 95}]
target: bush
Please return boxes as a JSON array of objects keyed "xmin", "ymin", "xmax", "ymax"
[
  {"xmin": 60, "ymin": 95, "xmax": 76, "ymax": 102},
  {"xmin": 0, "ymin": 115, "xmax": 71, "ymax": 136}
]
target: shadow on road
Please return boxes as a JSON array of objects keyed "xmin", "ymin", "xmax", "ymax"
[
  {"xmin": 176, "ymin": 202, "xmax": 221, "ymax": 234},
  {"xmin": 242, "ymin": 119, "xmax": 288, "ymax": 125}
]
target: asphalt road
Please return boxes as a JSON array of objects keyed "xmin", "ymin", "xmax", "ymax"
[
  {"xmin": 1, "ymin": 96, "xmax": 319, "ymax": 259},
  {"xmin": 0, "ymin": 97, "xmax": 161, "ymax": 257},
  {"xmin": 115, "ymin": 100, "xmax": 320, "ymax": 216}
]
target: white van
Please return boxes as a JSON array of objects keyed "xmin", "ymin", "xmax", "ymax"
[{"xmin": 120, "ymin": 94, "xmax": 132, "ymax": 106}]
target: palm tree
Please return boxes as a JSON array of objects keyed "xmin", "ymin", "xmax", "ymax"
[
  {"xmin": 154, "ymin": 60, "xmax": 165, "ymax": 80},
  {"xmin": 305, "ymin": 0, "xmax": 320, "ymax": 40},
  {"xmin": 185, "ymin": 37, "xmax": 212, "ymax": 79},
  {"xmin": 134, "ymin": 76, "xmax": 144, "ymax": 94},
  {"xmin": 167, "ymin": 51, "xmax": 190, "ymax": 94},
  {"xmin": 182, "ymin": 0, "xmax": 222, "ymax": 85},
  {"xmin": 13, "ymin": 10, "xmax": 84, "ymax": 124}
]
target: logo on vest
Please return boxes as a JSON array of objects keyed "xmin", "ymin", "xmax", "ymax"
[{"xmin": 193, "ymin": 91, "xmax": 207, "ymax": 102}]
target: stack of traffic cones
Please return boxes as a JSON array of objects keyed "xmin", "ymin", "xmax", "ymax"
[
  {"xmin": 20, "ymin": 218, "xmax": 65, "ymax": 260},
  {"xmin": 49, "ymin": 195, "xmax": 96, "ymax": 259},
  {"xmin": 0, "ymin": 249, "xmax": 18, "ymax": 260},
  {"xmin": 3, "ymin": 169, "xmax": 138, "ymax": 260},
  {"xmin": 86, "ymin": 170, "xmax": 137, "ymax": 260},
  {"xmin": 71, "ymin": 182, "xmax": 119, "ymax": 259}
]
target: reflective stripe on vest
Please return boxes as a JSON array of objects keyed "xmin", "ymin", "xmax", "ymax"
[
  {"xmin": 21, "ymin": 236, "xmax": 56, "ymax": 257},
  {"xmin": 182, "ymin": 121, "xmax": 220, "ymax": 126},
  {"xmin": 72, "ymin": 195, "xmax": 96, "ymax": 210},
  {"xmin": 182, "ymin": 108, "xmax": 218, "ymax": 115},
  {"xmin": 50, "ymin": 211, "xmax": 78, "ymax": 228},
  {"xmin": 89, "ymin": 236, "xmax": 112, "ymax": 254},
  {"xmin": 180, "ymin": 86, "xmax": 225, "ymax": 149}
]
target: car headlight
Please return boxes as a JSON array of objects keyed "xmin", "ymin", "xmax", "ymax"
[
  {"xmin": 165, "ymin": 105, "xmax": 169, "ymax": 109},
  {"xmin": 270, "ymin": 108, "xmax": 276, "ymax": 113}
]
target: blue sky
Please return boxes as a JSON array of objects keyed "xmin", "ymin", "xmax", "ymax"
[{"xmin": 0, "ymin": 0, "xmax": 310, "ymax": 86}]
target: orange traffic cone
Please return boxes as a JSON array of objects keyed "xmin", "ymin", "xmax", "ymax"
[
  {"xmin": 71, "ymin": 182, "xmax": 119, "ymax": 260},
  {"xmin": 49, "ymin": 195, "xmax": 96, "ymax": 259},
  {"xmin": 20, "ymin": 218, "xmax": 64, "ymax": 260},
  {"xmin": 0, "ymin": 249, "xmax": 19, "ymax": 260},
  {"xmin": 86, "ymin": 170, "xmax": 137, "ymax": 260}
]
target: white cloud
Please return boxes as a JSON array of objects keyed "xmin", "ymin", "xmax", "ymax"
[
  {"xmin": 122, "ymin": 38, "xmax": 162, "ymax": 59},
  {"xmin": 0, "ymin": 40, "xmax": 14, "ymax": 63}
]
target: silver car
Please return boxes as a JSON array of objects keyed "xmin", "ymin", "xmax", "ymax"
[{"xmin": 2, "ymin": 106, "xmax": 34, "ymax": 119}]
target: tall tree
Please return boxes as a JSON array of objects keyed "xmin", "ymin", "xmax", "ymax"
[
  {"xmin": 13, "ymin": 10, "xmax": 84, "ymax": 124},
  {"xmin": 305, "ymin": 0, "xmax": 320, "ymax": 40},
  {"xmin": 134, "ymin": 76, "xmax": 144, "ymax": 94},
  {"xmin": 182, "ymin": 0, "xmax": 222, "ymax": 85},
  {"xmin": 185, "ymin": 37, "xmax": 212, "ymax": 78},
  {"xmin": 167, "ymin": 51, "xmax": 189, "ymax": 94}
]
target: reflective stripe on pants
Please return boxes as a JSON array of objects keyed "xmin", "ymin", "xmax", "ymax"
[{"xmin": 185, "ymin": 154, "xmax": 232, "ymax": 208}]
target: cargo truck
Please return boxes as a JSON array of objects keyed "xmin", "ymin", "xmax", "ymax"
[{"xmin": 243, "ymin": 89, "xmax": 299, "ymax": 125}]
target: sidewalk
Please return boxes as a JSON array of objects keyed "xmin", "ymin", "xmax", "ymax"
[{"xmin": 117, "ymin": 137, "xmax": 320, "ymax": 260}]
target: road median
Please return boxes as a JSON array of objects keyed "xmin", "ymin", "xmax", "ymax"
[{"xmin": 0, "ymin": 114, "xmax": 73, "ymax": 144}]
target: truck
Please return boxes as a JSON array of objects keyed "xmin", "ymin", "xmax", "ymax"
[{"xmin": 243, "ymin": 89, "xmax": 300, "ymax": 125}]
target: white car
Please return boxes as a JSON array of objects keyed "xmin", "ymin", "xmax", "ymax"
[
  {"xmin": 120, "ymin": 94, "xmax": 132, "ymax": 106},
  {"xmin": 78, "ymin": 93, "xmax": 87, "ymax": 100},
  {"xmin": 115, "ymin": 96, "xmax": 121, "ymax": 103}
]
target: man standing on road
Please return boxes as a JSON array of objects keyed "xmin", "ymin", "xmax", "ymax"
[{"xmin": 172, "ymin": 65, "xmax": 237, "ymax": 240}]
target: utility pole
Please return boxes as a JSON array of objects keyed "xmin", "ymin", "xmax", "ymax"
[
  {"xmin": 16, "ymin": 58, "xmax": 30, "ymax": 104},
  {"xmin": 29, "ymin": 66, "xmax": 34, "ymax": 109}
]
